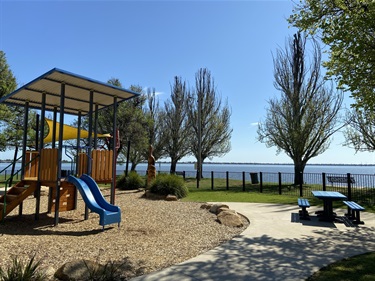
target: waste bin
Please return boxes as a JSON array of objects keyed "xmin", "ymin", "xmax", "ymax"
[{"xmin": 250, "ymin": 172, "xmax": 259, "ymax": 184}]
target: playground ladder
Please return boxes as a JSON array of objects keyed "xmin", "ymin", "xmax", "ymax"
[{"xmin": 0, "ymin": 180, "xmax": 37, "ymax": 221}]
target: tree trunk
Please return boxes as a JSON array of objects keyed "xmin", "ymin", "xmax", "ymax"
[
  {"xmin": 130, "ymin": 162, "xmax": 137, "ymax": 172},
  {"xmin": 293, "ymin": 161, "xmax": 305, "ymax": 185},
  {"xmin": 170, "ymin": 159, "xmax": 177, "ymax": 174},
  {"xmin": 125, "ymin": 140, "xmax": 130, "ymax": 176}
]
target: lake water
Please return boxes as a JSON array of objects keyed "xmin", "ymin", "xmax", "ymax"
[
  {"xmin": 2, "ymin": 161, "xmax": 375, "ymax": 187},
  {"xmin": 2, "ymin": 162, "xmax": 375, "ymax": 175},
  {"xmin": 119, "ymin": 162, "xmax": 375, "ymax": 175}
]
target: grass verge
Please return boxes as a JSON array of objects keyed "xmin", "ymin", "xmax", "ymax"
[{"xmin": 307, "ymin": 252, "xmax": 375, "ymax": 281}]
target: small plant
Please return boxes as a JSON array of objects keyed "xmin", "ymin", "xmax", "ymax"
[
  {"xmin": 149, "ymin": 173, "xmax": 188, "ymax": 198},
  {"xmin": 0, "ymin": 255, "xmax": 45, "ymax": 281},
  {"xmin": 116, "ymin": 171, "xmax": 145, "ymax": 190}
]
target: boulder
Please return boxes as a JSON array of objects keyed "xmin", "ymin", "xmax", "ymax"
[
  {"xmin": 165, "ymin": 194, "xmax": 178, "ymax": 201},
  {"xmin": 217, "ymin": 206, "xmax": 233, "ymax": 214},
  {"xmin": 217, "ymin": 210, "xmax": 244, "ymax": 227},
  {"xmin": 54, "ymin": 260, "xmax": 104, "ymax": 281},
  {"xmin": 200, "ymin": 203, "xmax": 213, "ymax": 210},
  {"xmin": 209, "ymin": 203, "xmax": 229, "ymax": 214}
]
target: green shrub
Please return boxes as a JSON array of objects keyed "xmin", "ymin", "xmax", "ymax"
[
  {"xmin": 149, "ymin": 173, "xmax": 188, "ymax": 198},
  {"xmin": 116, "ymin": 171, "xmax": 144, "ymax": 190},
  {"xmin": 0, "ymin": 255, "xmax": 45, "ymax": 281}
]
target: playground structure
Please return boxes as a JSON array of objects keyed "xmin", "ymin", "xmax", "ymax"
[{"xmin": 0, "ymin": 68, "xmax": 139, "ymax": 226}]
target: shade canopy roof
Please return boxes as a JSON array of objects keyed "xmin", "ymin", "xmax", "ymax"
[
  {"xmin": 43, "ymin": 118, "xmax": 111, "ymax": 143},
  {"xmin": 0, "ymin": 68, "xmax": 140, "ymax": 116}
]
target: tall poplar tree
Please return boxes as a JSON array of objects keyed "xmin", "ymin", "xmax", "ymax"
[
  {"xmin": 188, "ymin": 68, "xmax": 232, "ymax": 177},
  {"xmin": 161, "ymin": 76, "xmax": 191, "ymax": 173},
  {"xmin": 257, "ymin": 33, "xmax": 343, "ymax": 184}
]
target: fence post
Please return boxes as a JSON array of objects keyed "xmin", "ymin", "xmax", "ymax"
[
  {"xmin": 299, "ymin": 172, "xmax": 303, "ymax": 197},
  {"xmin": 322, "ymin": 173, "xmax": 326, "ymax": 191},
  {"xmin": 278, "ymin": 172, "xmax": 282, "ymax": 195},
  {"xmin": 226, "ymin": 171, "xmax": 229, "ymax": 190},
  {"xmin": 242, "ymin": 171, "xmax": 245, "ymax": 192},
  {"xmin": 347, "ymin": 173, "xmax": 352, "ymax": 200},
  {"xmin": 260, "ymin": 172, "xmax": 263, "ymax": 193},
  {"xmin": 211, "ymin": 171, "xmax": 214, "ymax": 190}
]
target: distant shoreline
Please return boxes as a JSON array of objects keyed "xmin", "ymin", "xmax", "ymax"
[
  {"xmin": 1, "ymin": 160, "xmax": 374, "ymax": 167},
  {"xmin": 129, "ymin": 162, "xmax": 375, "ymax": 167}
]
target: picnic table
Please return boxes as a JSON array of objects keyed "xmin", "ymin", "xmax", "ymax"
[{"xmin": 312, "ymin": 191, "xmax": 347, "ymax": 222}]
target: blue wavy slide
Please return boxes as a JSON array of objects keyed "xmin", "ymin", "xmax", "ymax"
[{"xmin": 67, "ymin": 174, "xmax": 121, "ymax": 229}]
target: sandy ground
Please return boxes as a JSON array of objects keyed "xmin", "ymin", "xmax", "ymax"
[{"xmin": 0, "ymin": 187, "xmax": 248, "ymax": 279}]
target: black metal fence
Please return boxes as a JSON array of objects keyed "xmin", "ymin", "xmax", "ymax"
[
  {"xmin": 153, "ymin": 170, "xmax": 375, "ymax": 207},
  {"xmin": 2, "ymin": 168, "xmax": 374, "ymax": 206}
]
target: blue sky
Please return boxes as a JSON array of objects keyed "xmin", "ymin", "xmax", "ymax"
[{"xmin": 0, "ymin": 0, "xmax": 374, "ymax": 164}]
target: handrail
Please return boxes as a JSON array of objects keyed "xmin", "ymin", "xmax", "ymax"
[{"xmin": 1, "ymin": 154, "xmax": 40, "ymax": 221}]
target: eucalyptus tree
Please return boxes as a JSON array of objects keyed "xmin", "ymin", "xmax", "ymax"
[
  {"xmin": 0, "ymin": 51, "xmax": 38, "ymax": 155},
  {"xmin": 95, "ymin": 81, "xmax": 149, "ymax": 171},
  {"xmin": 161, "ymin": 76, "xmax": 192, "ymax": 174},
  {"xmin": 257, "ymin": 33, "xmax": 343, "ymax": 184},
  {"xmin": 289, "ymin": 1, "xmax": 375, "ymax": 110},
  {"xmin": 0, "ymin": 51, "xmax": 40, "ymax": 173},
  {"xmin": 0, "ymin": 51, "xmax": 17, "ymax": 151},
  {"xmin": 188, "ymin": 68, "xmax": 232, "ymax": 177}
]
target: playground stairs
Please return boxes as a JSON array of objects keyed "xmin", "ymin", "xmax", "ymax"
[{"xmin": 0, "ymin": 180, "xmax": 37, "ymax": 221}]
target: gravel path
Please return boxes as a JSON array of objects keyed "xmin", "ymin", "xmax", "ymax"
[{"xmin": 0, "ymin": 187, "xmax": 249, "ymax": 279}]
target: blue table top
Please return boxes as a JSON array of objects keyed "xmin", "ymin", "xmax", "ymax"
[{"xmin": 312, "ymin": 191, "xmax": 347, "ymax": 200}]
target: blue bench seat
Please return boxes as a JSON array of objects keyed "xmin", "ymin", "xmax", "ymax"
[
  {"xmin": 298, "ymin": 198, "xmax": 310, "ymax": 220},
  {"xmin": 343, "ymin": 201, "xmax": 365, "ymax": 224}
]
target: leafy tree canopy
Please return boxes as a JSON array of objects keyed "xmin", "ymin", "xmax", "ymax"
[
  {"xmin": 289, "ymin": 0, "xmax": 375, "ymax": 110},
  {"xmin": 0, "ymin": 50, "xmax": 21, "ymax": 151}
]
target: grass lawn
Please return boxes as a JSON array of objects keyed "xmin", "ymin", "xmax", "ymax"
[
  {"xmin": 307, "ymin": 252, "xmax": 375, "ymax": 281},
  {"xmin": 182, "ymin": 177, "xmax": 375, "ymax": 281}
]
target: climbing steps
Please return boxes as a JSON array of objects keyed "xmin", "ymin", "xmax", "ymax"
[{"xmin": 0, "ymin": 180, "xmax": 37, "ymax": 221}]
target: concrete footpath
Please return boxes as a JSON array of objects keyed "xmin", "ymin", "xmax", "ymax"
[{"xmin": 130, "ymin": 202, "xmax": 375, "ymax": 281}]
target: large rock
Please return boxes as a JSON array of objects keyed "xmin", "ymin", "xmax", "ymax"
[
  {"xmin": 209, "ymin": 203, "xmax": 229, "ymax": 214},
  {"xmin": 165, "ymin": 194, "xmax": 178, "ymax": 201},
  {"xmin": 217, "ymin": 210, "xmax": 244, "ymax": 227},
  {"xmin": 200, "ymin": 203, "xmax": 213, "ymax": 210},
  {"xmin": 217, "ymin": 206, "xmax": 233, "ymax": 214},
  {"xmin": 54, "ymin": 260, "xmax": 104, "ymax": 281}
]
